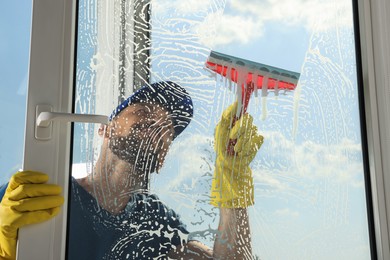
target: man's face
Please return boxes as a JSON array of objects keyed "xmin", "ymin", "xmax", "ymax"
[{"xmin": 108, "ymin": 103, "xmax": 174, "ymax": 173}]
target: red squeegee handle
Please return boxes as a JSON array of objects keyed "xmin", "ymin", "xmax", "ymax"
[{"xmin": 226, "ymin": 82, "xmax": 255, "ymax": 156}]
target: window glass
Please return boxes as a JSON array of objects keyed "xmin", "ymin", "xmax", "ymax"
[
  {"xmin": 0, "ymin": 0, "xmax": 32, "ymax": 185},
  {"xmin": 70, "ymin": 0, "xmax": 371, "ymax": 259}
]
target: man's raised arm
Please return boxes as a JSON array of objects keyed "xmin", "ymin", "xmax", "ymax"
[
  {"xmin": 210, "ymin": 101, "xmax": 263, "ymax": 259},
  {"xmin": 168, "ymin": 102, "xmax": 263, "ymax": 259}
]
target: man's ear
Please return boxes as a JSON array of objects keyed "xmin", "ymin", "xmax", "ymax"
[{"xmin": 98, "ymin": 124, "xmax": 110, "ymax": 138}]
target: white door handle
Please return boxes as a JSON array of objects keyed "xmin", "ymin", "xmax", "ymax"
[
  {"xmin": 37, "ymin": 112, "xmax": 108, "ymax": 127},
  {"xmin": 35, "ymin": 104, "xmax": 109, "ymax": 140}
]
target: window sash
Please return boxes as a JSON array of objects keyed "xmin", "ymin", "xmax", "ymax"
[{"xmin": 18, "ymin": 0, "xmax": 390, "ymax": 259}]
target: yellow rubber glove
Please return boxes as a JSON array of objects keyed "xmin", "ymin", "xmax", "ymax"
[
  {"xmin": 210, "ymin": 102, "xmax": 264, "ymax": 208},
  {"xmin": 0, "ymin": 171, "xmax": 64, "ymax": 260}
]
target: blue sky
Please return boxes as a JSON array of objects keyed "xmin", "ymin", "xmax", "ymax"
[{"xmin": 0, "ymin": 0, "xmax": 32, "ymax": 183}]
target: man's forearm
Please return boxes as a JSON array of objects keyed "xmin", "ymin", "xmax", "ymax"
[{"xmin": 213, "ymin": 208, "xmax": 252, "ymax": 259}]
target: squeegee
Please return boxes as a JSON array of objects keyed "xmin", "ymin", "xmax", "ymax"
[
  {"xmin": 206, "ymin": 50, "xmax": 300, "ymax": 116},
  {"xmin": 205, "ymin": 50, "xmax": 300, "ymax": 153}
]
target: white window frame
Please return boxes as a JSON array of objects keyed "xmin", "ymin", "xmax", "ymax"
[
  {"xmin": 17, "ymin": 0, "xmax": 390, "ymax": 259},
  {"xmin": 17, "ymin": 0, "xmax": 76, "ymax": 259},
  {"xmin": 356, "ymin": 0, "xmax": 390, "ymax": 259}
]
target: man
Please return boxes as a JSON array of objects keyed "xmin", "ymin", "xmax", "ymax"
[{"xmin": 0, "ymin": 81, "xmax": 263, "ymax": 259}]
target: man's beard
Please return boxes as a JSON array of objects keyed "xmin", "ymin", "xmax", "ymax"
[{"xmin": 108, "ymin": 128, "xmax": 160, "ymax": 173}]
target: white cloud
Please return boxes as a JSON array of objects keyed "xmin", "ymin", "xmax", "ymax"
[
  {"xmin": 196, "ymin": 11, "xmax": 264, "ymax": 48},
  {"xmin": 196, "ymin": 0, "xmax": 353, "ymax": 48},
  {"xmin": 256, "ymin": 131, "xmax": 364, "ymax": 188},
  {"xmin": 231, "ymin": 0, "xmax": 353, "ymax": 32},
  {"xmin": 158, "ymin": 129, "xmax": 364, "ymax": 195},
  {"xmin": 152, "ymin": 0, "xmax": 217, "ymax": 16},
  {"xmin": 176, "ymin": 0, "xmax": 217, "ymax": 14},
  {"xmin": 294, "ymin": 139, "xmax": 363, "ymax": 184},
  {"xmin": 158, "ymin": 133, "xmax": 214, "ymax": 190},
  {"xmin": 253, "ymin": 171, "xmax": 290, "ymax": 191},
  {"xmin": 274, "ymin": 208, "xmax": 300, "ymax": 218},
  {"xmin": 151, "ymin": 0, "xmax": 354, "ymax": 49}
]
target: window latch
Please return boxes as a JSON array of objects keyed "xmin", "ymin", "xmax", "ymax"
[{"xmin": 35, "ymin": 104, "xmax": 109, "ymax": 140}]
